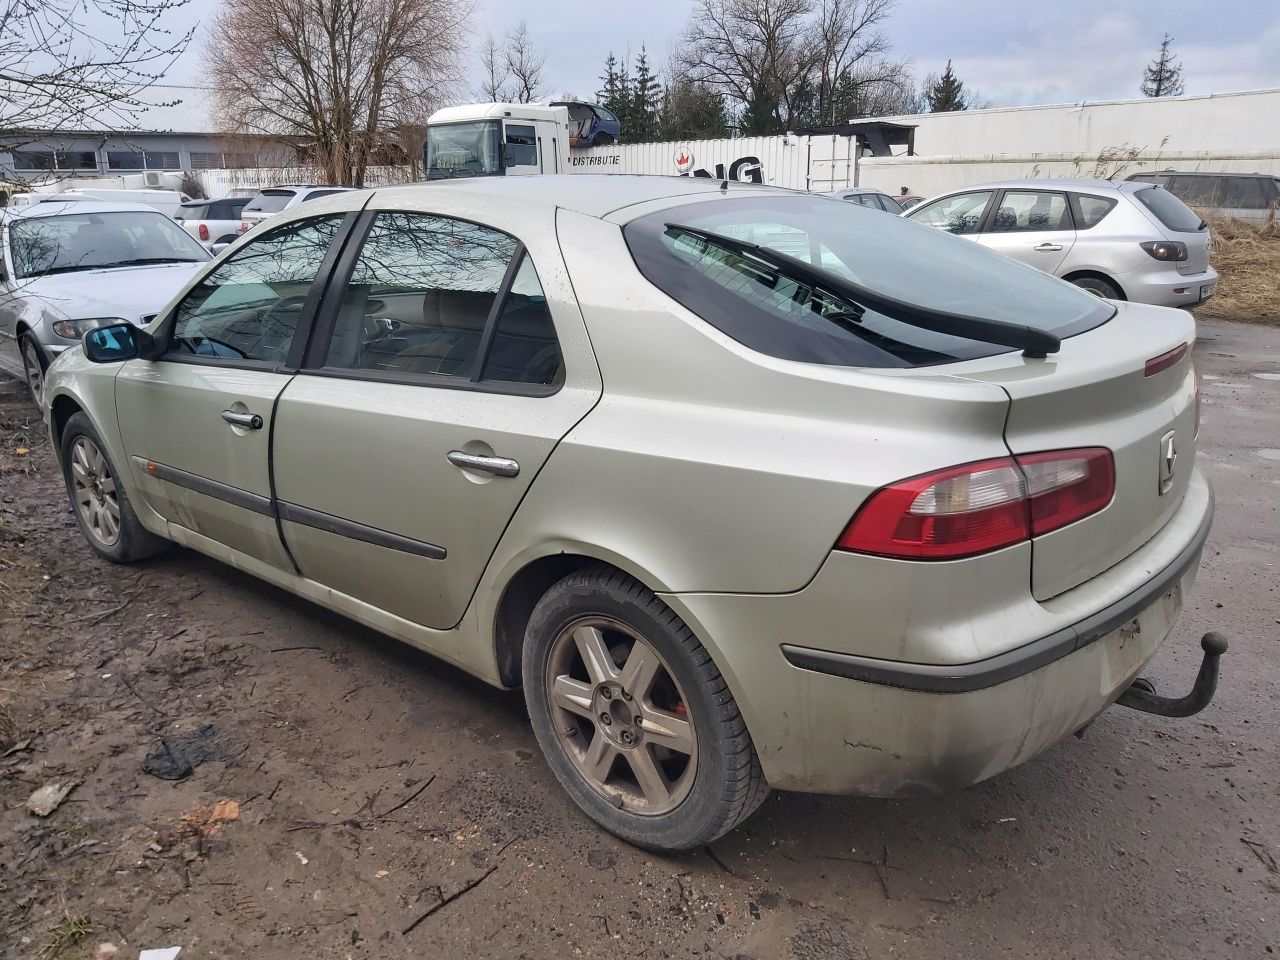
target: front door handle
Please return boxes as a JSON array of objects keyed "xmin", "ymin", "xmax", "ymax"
[
  {"xmin": 447, "ymin": 450, "xmax": 520, "ymax": 478},
  {"xmin": 221, "ymin": 410, "xmax": 263, "ymax": 430},
  {"xmin": 1034, "ymin": 242, "xmax": 1063, "ymax": 252}
]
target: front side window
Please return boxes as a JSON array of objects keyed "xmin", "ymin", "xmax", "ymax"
[
  {"xmin": 9, "ymin": 211, "xmax": 208, "ymax": 279},
  {"xmin": 168, "ymin": 215, "xmax": 343, "ymax": 364},
  {"xmin": 504, "ymin": 124, "xmax": 538, "ymax": 167},
  {"xmin": 908, "ymin": 191, "xmax": 993, "ymax": 235},
  {"xmin": 625, "ymin": 195, "xmax": 1112, "ymax": 369},
  {"xmin": 425, "ymin": 121, "xmax": 502, "ymax": 179},
  {"xmin": 243, "ymin": 189, "xmax": 296, "ymax": 215},
  {"xmin": 987, "ymin": 191, "xmax": 1071, "ymax": 233}
]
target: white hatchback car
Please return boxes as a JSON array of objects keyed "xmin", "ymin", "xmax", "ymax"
[
  {"xmin": 0, "ymin": 199, "xmax": 210, "ymax": 406},
  {"xmin": 240, "ymin": 185, "xmax": 356, "ymax": 227},
  {"xmin": 905, "ymin": 179, "xmax": 1218, "ymax": 308},
  {"xmin": 175, "ymin": 196, "xmax": 250, "ymax": 250}
]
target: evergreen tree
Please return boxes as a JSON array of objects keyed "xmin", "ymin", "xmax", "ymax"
[
  {"xmin": 659, "ymin": 78, "xmax": 729, "ymax": 140},
  {"xmin": 924, "ymin": 60, "xmax": 967, "ymax": 112},
  {"xmin": 630, "ymin": 45, "xmax": 663, "ymax": 143},
  {"xmin": 1141, "ymin": 34, "xmax": 1185, "ymax": 98}
]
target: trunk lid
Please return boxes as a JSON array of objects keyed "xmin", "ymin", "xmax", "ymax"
[{"xmin": 947, "ymin": 302, "xmax": 1198, "ymax": 600}]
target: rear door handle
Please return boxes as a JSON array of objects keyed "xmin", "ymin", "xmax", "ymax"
[
  {"xmin": 1034, "ymin": 242, "xmax": 1063, "ymax": 252},
  {"xmin": 447, "ymin": 450, "xmax": 520, "ymax": 478},
  {"xmin": 221, "ymin": 410, "xmax": 263, "ymax": 430}
]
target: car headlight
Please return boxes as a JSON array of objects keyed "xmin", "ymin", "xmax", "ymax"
[{"xmin": 50, "ymin": 317, "xmax": 127, "ymax": 340}]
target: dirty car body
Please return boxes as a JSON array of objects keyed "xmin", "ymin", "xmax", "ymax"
[{"xmin": 41, "ymin": 177, "xmax": 1217, "ymax": 850}]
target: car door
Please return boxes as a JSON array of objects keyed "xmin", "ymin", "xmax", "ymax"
[
  {"xmin": 906, "ymin": 190, "xmax": 995, "ymax": 236},
  {"xmin": 974, "ymin": 188, "xmax": 1076, "ymax": 273},
  {"xmin": 270, "ymin": 208, "xmax": 600, "ymax": 630},
  {"xmin": 116, "ymin": 210, "xmax": 361, "ymax": 569}
]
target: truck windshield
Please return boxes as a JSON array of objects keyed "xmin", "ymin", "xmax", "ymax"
[{"xmin": 425, "ymin": 121, "xmax": 502, "ymax": 179}]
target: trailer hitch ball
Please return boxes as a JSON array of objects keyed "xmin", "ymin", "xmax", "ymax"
[{"xmin": 1117, "ymin": 632, "xmax": 1229, "ymax": 719}]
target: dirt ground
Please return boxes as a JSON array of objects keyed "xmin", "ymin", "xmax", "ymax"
[{"xmin": 1, "ymin": 317, "xmax": 1277, "ymax": 960}]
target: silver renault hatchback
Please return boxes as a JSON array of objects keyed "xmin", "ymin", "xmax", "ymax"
[
  {"xmin": 42, "ymin": 177, "xmax": 1220, "ymax": 851},
  {"xmin": 905, "ymin": 178, "xmax": 1218, "ymax": 307}
]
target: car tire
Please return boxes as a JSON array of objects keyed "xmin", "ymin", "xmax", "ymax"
[
  {"xmin": 1069, "ymin": 275, "xmax": 1123, "ymax": 300},
  {"xmin": 591, "ymin": 132, "xmax": 615, "ymax": 147},
  {"xmin": 59, "ymin": 412, "xmax": 168, "ymax": 564},
  {"xmin": 18, "ymin": 333, "xmax": 46, "ymax": 408},
  {"xmin": 523, "ymin": 565, "xmax": 769, "ymax": 851}
]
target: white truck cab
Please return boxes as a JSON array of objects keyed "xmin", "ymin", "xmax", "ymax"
[{"xmin": 425, "ymin": 103, "xmax": 570, "ymax": 179}]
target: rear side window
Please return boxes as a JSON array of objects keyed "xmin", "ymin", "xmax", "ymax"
[
  {"xmin": 1070, "ymin": 193, "xmax": 1118, "ymax": 229},
  {"xmin": 1134, "ymin": 186, "xmax": 1205, "ymax": 232},
  {"xmin": 1221, "ymin": 177, "xmax": 1268, "ymax": 209},
  {"xmin": 481, "ymin": 256, "xmax": 563, "ymax": 386},
  {"xmin": 625, "ymin": 195, "xmax": 1112, "ymax": 369}
]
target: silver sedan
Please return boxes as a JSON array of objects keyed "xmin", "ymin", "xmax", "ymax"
[{"xmin": 42, "ymin": 176, "xmax": 1218, "ymax": 850}]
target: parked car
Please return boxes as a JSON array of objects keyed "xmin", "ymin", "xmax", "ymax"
[
  {"xmin": 1125, "ymin": 170, "xmax": 1280, "ymax": 225},
  {"xmin": 13, "ymin": 188, "xmax": 193, "ymax": 218},
  {"xmin": 0, "ymin": 199, "xmax": 210, "ymax": 407},
  {"xmin": 175, "ymin": 197, "xmax": 250, "ymax": 249},
  {"xmin": 905, "ymin": 178, "xmax": 1218, "ymax": 306},
  {"xmin": 552, "ymin": 101, "xmax": 621, "ymax": 147},
  {"xmin": 43, "ymin": 177, "xmax": 1218, "ymax": 851},
  {"xmin": 240, "ymin": 185, "xmax": 356, "ymax": 227},
  {"xmin": 895, "ymin": 194, "xmax": 925, "ymax": 210},
  {"xmin": 821, "ymin": 187, "xmax": 902, "ymax": 212}
]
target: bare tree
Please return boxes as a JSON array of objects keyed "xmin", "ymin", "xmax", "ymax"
[
  {"xmin": 0, "ymin": 0, "xmax": 194, "ymax": 149},
  {"xmin": 810, "ymin": 0, "xmax": 894, "ymax": 123},
  {"xmin": 207, "ymin": 0, "xmax": 468, "ymax": 187},
  {"xmin": 477, "ymin": 33, "xmax": 513, "ymax": 102},
  {"xmin": 504, "ymin": 21, "xmax": 546, "ymax": 104}
]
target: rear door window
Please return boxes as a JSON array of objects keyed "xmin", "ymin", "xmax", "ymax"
[
  {"xmin": 1134, "ymin": 186, "xmax": 1205, "ymax": 232},
  {"xmin": 985, "ymin": 191, "xmax": 1071, "ymax": 232},
  {"xmin": 625, "ymin": 194, "xmax": 1112, "ymax": 369},
  {"xmin": 1221, "ymin": 177, "xmax": 1268, "ymax": 209},
  {"xmin": 907, "ymin": 191, "xmax": 993, "ymax": 235},
  {"xmin": 1165, "ymin": 176, "xmax": 1221, "ymax": 208}
]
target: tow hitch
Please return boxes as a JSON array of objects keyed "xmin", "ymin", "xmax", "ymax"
[{"xmin": 1116, "ymin": 632, "xmax": 1228, "ymax": 718}]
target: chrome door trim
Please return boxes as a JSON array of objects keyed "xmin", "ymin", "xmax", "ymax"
[
  {"xmin": 277, "ymin": 501, "xmax": 447, "ymax": 560},
  {"xmin": 132, "ymin": 456, "xmax": 275, "ymax": 517}
]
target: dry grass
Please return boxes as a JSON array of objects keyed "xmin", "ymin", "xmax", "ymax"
[{"xmin": 1199, "ymin": 212, "xmax": 1280, "ymax": 324}]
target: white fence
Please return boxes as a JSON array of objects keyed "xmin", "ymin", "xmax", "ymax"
[{"xmin": 195, "ymin": 88, "xmax": 1280, "ymax": 201}]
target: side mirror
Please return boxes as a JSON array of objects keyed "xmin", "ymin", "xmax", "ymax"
[
  {"xmin": 210, "ymin": 241, "xmax": 231, "ymax": 255},
  {"xmin": 84, "ymin": 324, "xmax": 158, "ymax": 363}
]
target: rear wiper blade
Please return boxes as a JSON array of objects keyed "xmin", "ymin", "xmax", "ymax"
[{"xmin": 665, "ymin": 223, "xmax": 1062, "ymax": 358}]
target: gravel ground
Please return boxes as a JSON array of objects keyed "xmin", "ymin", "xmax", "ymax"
[{"xmin": 0, "ymin": 317, "xmax": 1276, "ymax": 960}]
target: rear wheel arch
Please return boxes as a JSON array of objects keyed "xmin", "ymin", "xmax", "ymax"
[{"xmin": 1062, "ymin": 269, "xmax": 1127, "ymax": 300}]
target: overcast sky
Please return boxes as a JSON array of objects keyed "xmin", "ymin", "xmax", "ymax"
[{"xmin": 168, "ymin": 0, "xmax": 1280, "ymax": 108}]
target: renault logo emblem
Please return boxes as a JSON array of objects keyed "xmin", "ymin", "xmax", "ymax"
[{"xmin": 1159, "ymin": 430, "xmax": 1177, "ymax": 495}]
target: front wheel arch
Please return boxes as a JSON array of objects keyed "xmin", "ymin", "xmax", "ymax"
[{"xmin": 50, "ymin": 394, "xmax": 86, "ymax": 460}]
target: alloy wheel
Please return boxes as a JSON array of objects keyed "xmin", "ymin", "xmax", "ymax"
[
  {"xmin": 69, "ymin": 436, "xmax": 121, "ymax": 547},
  {"xmin": 546, "ymin": 617, "xmax": 697, "ymax": 816},
  {"xmin": 21, "ymin": 339, "xmax": 44, "ymax": 408}
]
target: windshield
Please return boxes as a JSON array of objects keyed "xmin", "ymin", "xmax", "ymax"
[
  {"xmin": 624, "ymin": 194, "xmax": 1113, "ymax": 368},
  {"xmin": 425, "ymin": 121, "xmax": 502, "ymax": 179},
  {"xmin": 9, "ymin": 210, "xmax": 209, "ymax": 279}
]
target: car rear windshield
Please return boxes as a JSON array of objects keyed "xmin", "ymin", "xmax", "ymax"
[
  {"xmin": 624, "ymin": 194, "xmax": 1113, "ymax": 369},
  {"xmin": 1134, "ymin": 186, "xmax": 1204, "ymax": 233},
  {"xmin": 243, "ymin": 189, "xmax": 296, "ymax": 213},
  {"xmin": 175, "ymin": 204, "xmax": 207, "ymax": 221}
]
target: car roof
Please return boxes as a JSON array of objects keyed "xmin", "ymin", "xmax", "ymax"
[
  {"xmin": 370, "ymin": 174, "xmax": 796, "ymax": 221},
  {"xmin": 1, "ymin": 199, "xmax": 166, "ymax": 219},
  {"xmin": 822, "ymin": 187, "xmax": 886, "ymax": 196},
  {"xmin": 1128, "ymin": 169, "xmax": 1274, "ymax": 178},
  {"xmin": 931, "ymin": 177, "xmax": 1157, "ymax": 198}
]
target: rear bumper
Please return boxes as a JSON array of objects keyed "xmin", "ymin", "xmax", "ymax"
[
  {"xmin": 1119, "ymin": 265, "xmax": 1218, "ymax": 308},
  {"xmin": 663, "ymin": 470, "xmax": 1214, "ymax": 796}
]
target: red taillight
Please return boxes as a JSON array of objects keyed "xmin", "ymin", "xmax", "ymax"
[
  {"xmin": 239, "ymin": 221, "xmax": 250, "ymax": 233},
  {"xmin": 837, "ymin": 448, "xmax": 1115, "ymax": 560},
  {"xmin": 198, "ymin": 223, "xmax": 210, "ymax": 241},
  {"xmin": 1144, "ymin": 343, "xmax": 1188, "ymax": 377}
]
